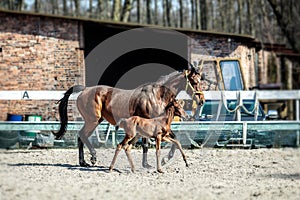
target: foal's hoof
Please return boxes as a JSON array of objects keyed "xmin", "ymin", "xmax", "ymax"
[
  {"xmin": 157, "ymin": 169, "xmax": 164, "ymax": 173},
  {"xmin": 109, "ymin": 166, "xmax": 113, "ymax": 172},
  {"xmin": 79, "ymin": 161, "xmax": 91, "ymax": 167}
]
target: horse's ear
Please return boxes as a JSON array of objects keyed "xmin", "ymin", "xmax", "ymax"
[
  {"xmin": 187, "ymin": 63, "xmax": 191, "ymax": 71},
  {"xmin": 188, "ymin": 63, "xmax": 195, "ymax": 74}
]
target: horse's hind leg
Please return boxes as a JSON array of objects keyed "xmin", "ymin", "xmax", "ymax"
[
  {"xmin": 128, "ymin": 134, "xmax": 151, "ymax": 168},
  {"xmin": 78, "ymin": 122, "xmax": 99, "ymax": 166},
  {"xmin": 78, "ymin": 137, "xmax": 89, "ymax": 167}
]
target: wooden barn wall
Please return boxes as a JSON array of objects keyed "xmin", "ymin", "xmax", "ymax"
[{"xmin": 0, "ymin": 12, "xmax": 85, "ymax": 121}]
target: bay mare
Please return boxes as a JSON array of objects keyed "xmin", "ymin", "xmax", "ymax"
[{"xmin": 53, "ymin": 67, "xmax": 204, "ymax": 167}]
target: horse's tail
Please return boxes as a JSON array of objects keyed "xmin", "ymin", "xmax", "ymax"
[
  {"xmin": 52, "ymin": 85, "xmax": 85, "ymax": 140},
  {"xmin": 115, "ymin": 118, "xmax": 126, "ymax": 133}
]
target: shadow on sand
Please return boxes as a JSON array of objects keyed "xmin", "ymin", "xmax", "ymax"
[{"xmin": 8, "ymin": 162, "xmax": 123, "ymax": 173}]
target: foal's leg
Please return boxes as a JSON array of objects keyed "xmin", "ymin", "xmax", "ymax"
[
  {"xmin": 124, "ymin": 143, "xmax": 135, "ymax": 172},
  {"xmin": 109, "ymin": 134, "xmax": 134, "ymax": 172},
  {"xmin": 164, "ymin": 137, "xmax": 189, "ymax": 168},
  {"xmin": 109, "ymin": 143, "xmax": 123, "ymax": 172}
]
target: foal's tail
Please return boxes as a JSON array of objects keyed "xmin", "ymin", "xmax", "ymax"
[{"xmin": 52, "ymin": 85, "xmax": 85, "ymax": 140}]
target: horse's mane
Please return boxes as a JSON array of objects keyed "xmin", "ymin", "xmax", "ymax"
[{"xmin": 155, "ymin": 71, "xmax": 182, "ymax": 85}]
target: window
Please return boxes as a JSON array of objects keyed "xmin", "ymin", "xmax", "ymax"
[{"xmin": 220, "ymin": 60, "xmax": 244, "ymax": 90}]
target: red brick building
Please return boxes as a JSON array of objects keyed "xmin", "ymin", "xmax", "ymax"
[{"xmin": 0, "ymin": 9, "xmax": 298, "ymax": 121}]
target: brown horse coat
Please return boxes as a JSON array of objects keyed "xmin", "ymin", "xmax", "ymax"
[
  {"xmin": 53, "ymin": 68, "xmax": 204, "ymax": 167},
  {"xmin": 109, "ymin": 100, "xmax": 188, "ymax": 173}
]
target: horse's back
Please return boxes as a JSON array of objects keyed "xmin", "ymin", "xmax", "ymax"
[{"xmin": 77, "ymin": 85, "xmax": 135, "ymax": 124}]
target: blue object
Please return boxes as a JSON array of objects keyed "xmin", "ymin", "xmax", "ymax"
[{"xmin": 7, "ymin": 114, "xmax": 23, "ymax": 121}]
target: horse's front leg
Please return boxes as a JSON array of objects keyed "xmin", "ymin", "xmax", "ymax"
[
  {"xmin": 156, "ymin": 134, "xmax": 163, "ymax": 173},
  {"xmin": 167, "ymin": 137, "xmax": 189, "ymax": 168},
  {"xmin": 141, "ymin": 138, "xmax": 152, "ymax": 168},
  {"xmin": 162, "ymin": 143, "xmax": 176, "ymax": 166}
]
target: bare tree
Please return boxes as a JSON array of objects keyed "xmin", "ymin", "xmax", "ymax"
[
  {"xmin": 34, "ymin": 0, "xmax": 41, "ymax": 13},
  {"xmin": 146, "ymin": 0, "xmax": 151, "ymax": 24},
  {"xmin": 73, "ymin": 0, "xmax": 80, "ymax": 17},
  {"xmin": 200, "ymin": 0, "xmax": 207, "ymax": 30},
  {"xmin": 62, "ymin": 0, "xmax": 68, "ymax": 16},
  {"xmin": 121, "ymin": 0, "xmax": 133, "ymax": 22},
  {"xmin": 137, "ymin": 0, "xmax": 141, "ymax": 23},
  {"xmin": 112, "ymin": 0, "xmax": 121, "ymax": 21},
  {"xmin": 96, "ymin": 0, "xmax": 103, "ymax": 19},
  {"xmin": 195, "ymin": 0, "xmax": 200, "ymax": 29},
  {"xmin": 237, "ymin": 0, "xmax": 243, "ymax": 34},
  {"xmin": 17, "ymin": 0, "xmax": 23, "ymax": 11},
  {"xmin": 267, "ymin": 0, "xmax": 300, "ymax": 52},
  {"xmin": 178, "ymin": 0, "xmax": 183, "ymax": 28},
  {"xmin": 153, "ymin": 0, "xmax": 158, "ymax": 24},
  {"xmin": 190, "ymin": 0, "xmax": 195, "ymax": 28},
  {"xmin": 246, "ymin": 0, "xmax": 254, "ymax": 35},
  {"xmin": 88, "ymin": 0, "xmax": 93, "ymax": 17}
]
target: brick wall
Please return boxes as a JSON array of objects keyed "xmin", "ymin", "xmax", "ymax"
[
  {"xmin": 0, "ymin": 11, "xmax": 259, "ymax": 121},
  {"xmin": 0, "ymin": 12, "xmax": 85, "ymax": 121},
  {"xmin": 188, "ymin": 33, "xmax": 257, "ymax": 90}
]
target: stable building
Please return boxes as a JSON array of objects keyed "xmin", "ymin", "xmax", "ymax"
[{"xmin": 0, "ymin": 9, "xmax": 298, "ymax": 121}]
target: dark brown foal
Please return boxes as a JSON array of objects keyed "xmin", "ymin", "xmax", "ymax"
[{"xmin": 109, "ymin": 99, "xmax": 188, "ymax": 173}]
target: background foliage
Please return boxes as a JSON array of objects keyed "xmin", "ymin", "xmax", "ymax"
[{"xmin": 1, "ymin": 0, "xmax": 299, "ymax": 53}]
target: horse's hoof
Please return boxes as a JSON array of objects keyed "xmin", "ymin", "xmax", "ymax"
[
  {"xmin": 79, "ymin": 161, "xmax": 91, "ymax": 167},
  {"xmin": 90, "ymin": 157, "xmax": 97, "ymax": 165},
  {"xmin": 161, "ymin": 157, "xmax": 168, "ymax": 166},
  {"xmin": 157, "ymin": 169, "xmax": 164, "ymax": 173},
  {"xmin": 142, "ymin": 163, "xmax": 152, "ymax": 169}
]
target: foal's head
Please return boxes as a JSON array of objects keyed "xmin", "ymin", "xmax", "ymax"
[{"xmin": 166, "ymin": 99, "xmax": 187, "ymax": 120}]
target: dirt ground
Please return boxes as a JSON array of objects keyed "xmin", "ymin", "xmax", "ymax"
[{"xmin": 0, "ymin": 147, "xmax": 299, "ymax": 200}]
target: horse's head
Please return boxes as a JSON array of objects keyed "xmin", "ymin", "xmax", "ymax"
[{"xmin": 185, "ymin": 64, "xmax": 205, "ymax": 106}]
